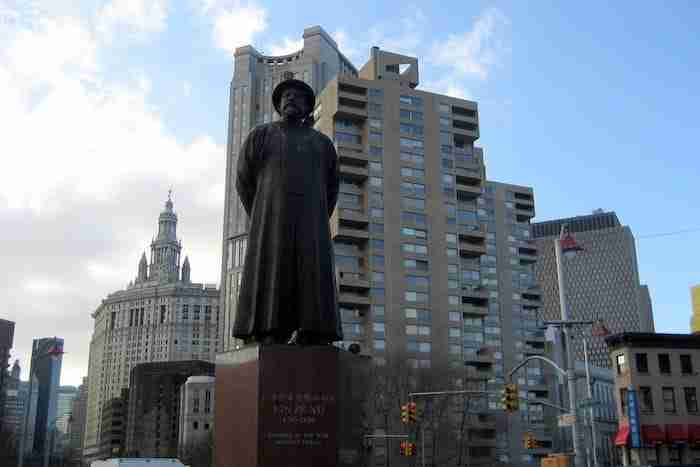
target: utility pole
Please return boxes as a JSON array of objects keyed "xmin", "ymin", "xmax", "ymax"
[{"xmin": 554, "ymin": 224, "xmax": 584, "ymax": 467}]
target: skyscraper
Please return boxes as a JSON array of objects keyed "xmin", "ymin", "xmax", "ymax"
[
  {"xmin": 53, "ymin": 385, "xmax": 78, "ymax": 456},
  {"xmin": 219, "ymin": 26, "xmax": 358, "ymax": 352},
  {"xmin": 691, "ymin": 284, "xmax": 700, "ymax": 333},
  {"xmin": 0, "ymin": 318, "xmax": 15, "ymax": 429},
  {"xmin": 23, "ymin": 337, "xmax": 63, "ymax": 463},
  {"xmin": 532, "ymin": 211, "xmax": 655, "ymax": 368},
  {"xmin": 84, "ymin": 195, "xmax": 219, "ymax": 462},
  {"xmin": 68, "ymin": 377, "xmax": 87, "ymax": 465}
]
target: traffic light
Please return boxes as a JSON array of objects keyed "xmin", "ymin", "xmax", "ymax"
[
  {"xmin": 408, "ymin": 401, "xmax": 417, "ymax": 423},
  {"xmin": 501, "ymin": 383, "xmax": 519, "ymax": 413},
  {"xmin": 400, "ymin": 441, "xmax": 407, "ymax": 456},
  {"xmin": 523, "ymin": 433, "xmax": 539, "ymax": 449},
  {"xmin": 401, "ymin": 404, "xmax": 409, "ymax": 423},
  {"xmin": 406, "ymin": 442, "xmax": 415, "ymax": 456}
]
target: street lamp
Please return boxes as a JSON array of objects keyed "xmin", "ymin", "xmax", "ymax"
[{"xmin": 554, "ymin": 224, "xmax": 585, "ymax": 467}]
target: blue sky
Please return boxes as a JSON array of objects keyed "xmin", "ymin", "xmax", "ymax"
[{"xmin": 1, "ymin": 0, "xmax": 698, "ymax": 385}]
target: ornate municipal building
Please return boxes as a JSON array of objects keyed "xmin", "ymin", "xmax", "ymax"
[{"xmin": 83, "ymin": 195, "xmax": 219, "ymax": 457}]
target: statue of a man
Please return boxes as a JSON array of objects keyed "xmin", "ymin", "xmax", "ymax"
[{"xmin": 233, "ymin": 73, "xmax": 343, "ymax": 346}]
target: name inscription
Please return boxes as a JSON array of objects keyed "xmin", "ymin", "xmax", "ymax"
[{"xmin": 265, "ymin": 392, "xmax": 335, "ymax": 448}]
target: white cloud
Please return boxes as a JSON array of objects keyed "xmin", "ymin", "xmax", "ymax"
[
  {"xmin": 182, "ymin": 80, "xmax": 192, "ymax": 97},
  {"xmin": 422, "ymin": 77, "xmax": 473, "ymax": 101},
  {"xmin": 96, "ymin": 0, "xmax": 168, "ymax": 42},
  {"xmin": 201, "ymin": 1, "xmax": 267, "ymax": 56},
  {"xmin": 0, "ymin": 3, "xmax": 224, "ymax": 387},
  {"xmin": 430, "ymin": 7, "xmax": 510, "ymax": 80},
  {"xmin": 268, "ymin": 37, "xmax": 303, "ymax": 56}
]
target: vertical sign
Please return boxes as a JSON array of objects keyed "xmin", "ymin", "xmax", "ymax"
[{"xmin": 627, "ymin": 387, "xmax": 642, "ymax": 448}]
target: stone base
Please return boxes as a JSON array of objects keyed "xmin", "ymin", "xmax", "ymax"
[{"xmin": 215, "ymin": 345, "xmax": 370, "ymax": 467}]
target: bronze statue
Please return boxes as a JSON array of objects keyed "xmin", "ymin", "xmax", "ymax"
[{"xmin": 233, "ymin": 73, "xmax": 342, "ymax": 346}]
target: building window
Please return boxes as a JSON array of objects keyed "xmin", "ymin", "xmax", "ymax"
[
  {"xmin": 663, "ymin": 387, "xmax": 677, "ymax": 413},
  {"xmin": 685, "ymin": 387, "xmax": 699, "ymax": 413},
  {"xmin": 659, "ymin": 354, "xmax": 671, "ymax": 374},
  {"xmin": 635, "ymin": 353, "xmax": 648, "ymax": 373},
  {"xmin": 639, "ymin": 386, "xmax": 654, "ymax": 412},
  {"xmin": 669, "ymin": 447, "xmax": 682, "ymax": 464},
  {"xmin": 403, "ymin": 259, "xmax": 429, "ymax": 271},
  {"xmin": 405, "ymin": 291, "xmax": 428, "ymax": 303},
  {"xmin": 681, "ymin": 354, "xmax": 693, "ymax": 374},
  {"xmin": 402, "ymin": 243, "xmax": 428, "ymax": 255},
  {"xmin": 615, "ymin": 354, "xmax": 626, "ymax": 375},
  {"xmin": 193, "ymin": 421, "xmax": 199, "ymax": 430}
]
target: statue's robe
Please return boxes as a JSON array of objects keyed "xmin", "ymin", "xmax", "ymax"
[{"xmin": 233, "ymin": 121, "xmax": 342, "ymax": 342}]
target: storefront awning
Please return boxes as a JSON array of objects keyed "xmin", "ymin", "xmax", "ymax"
[
  {"xmin": 666, "ymin": 424, "xmax": 688, "ymax": 444},
  {"xmin": 615, "ymin": 424, "xmax": 630, "ymax": 446},
  {"xmin": 688, "ymin": 424, "xmax": 700, "ymax": 444},
  {"xmin": 642, "ymin": 425, "xmax": 666, "ymax": 444}
]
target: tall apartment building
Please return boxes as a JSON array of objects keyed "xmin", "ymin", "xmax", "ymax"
[
  {"xmin": 479, "ymin": 182, "xmax": 548, "ymax": 465},
  {"xmin": 533, "ymin": 211, "xmax": 655, "ymax": 369},
  {"xmin": 219, "ymin": 25, "xmax": 358, "ymax": 352},
  {"xmin": 691, "ymin": 284, "xmax": 700, "ymax": 333},
  {"xmin": 84, "ymin": 196, "xmax": 219, "ymax": 461},
  {"xmin": 23, "ymin": 337, "xmax": 63, "ymax": 462}
]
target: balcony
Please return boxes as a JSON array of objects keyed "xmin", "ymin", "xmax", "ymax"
[
  {"xmin": 518, "ymin": 247, "xmax": 537, "ymax": 264},
  {"xmin": 459, "ymin": 240, "xmax": 486, "ymax": 258},
  {"xmin": 336, "ymin": 145, "xmax": 368, "ymax": 165},
  {"xmin": 339, "ymin": 164, "xmax": 368, "ymax": 182},
  {"xmin": 456, "ymin": 166, "xmax": 483, "ymax": 185},
  {"xmin": 336, "ymin": 97, "xmax": 367, "ymax": 120},
  {"xmin": 459, "ymin": 223, "xmax": 486, "ymax": 240},
  {"xmin": 338, "ymin": 82, "xmax": 368, "ymax": 100},
  {"xmin": 461, "ymin": 303, "xmax": 488, "ymax": 317},
  {"xmin": 337, "ymin": 271, "xmax": 370, "ymax": 291},
  {"xmin": 338, "ymin": 292, "xmax": 370, "ymax": 307},
  {"xmin": 515, "ymin": 204, "xmax": 536, "ymax": 222},
  {"xmin": 462, "ymin": 285, "xmax": 488, "ymax": 300},
  {"xmin": 337, "ymin": 208, "xmax": 368, "ymax": 225}
]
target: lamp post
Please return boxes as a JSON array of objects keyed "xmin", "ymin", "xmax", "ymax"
[{"xmin": 554, "ymin": 224, "xmax": 585, "ymax": 467}]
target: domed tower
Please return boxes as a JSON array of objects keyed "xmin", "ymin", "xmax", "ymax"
[{"xmin": 149, "ymin": 192, "xmax": 182, "ymax": 283}]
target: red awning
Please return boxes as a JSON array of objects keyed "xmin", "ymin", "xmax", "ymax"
[
  {"xmin": 688, "ymin": 425, "xmax": 700, "ymax": 444},
  {"xmin": 642, "ymin": 425, "xmax": 666, "ymax": 444},
  {"xmin": 667, "ymin": 424, "xmax": 688, "ymax": 443},
  {"xmin": 615, "ymin": 424, "xmax": 630, "ymax": 446}
]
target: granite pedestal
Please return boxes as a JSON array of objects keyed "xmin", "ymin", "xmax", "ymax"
[{"xmin": 215, "ymin": 345, "xmax": 370, "ymax": 467}]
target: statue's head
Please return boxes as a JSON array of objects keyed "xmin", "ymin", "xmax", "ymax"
[{"xmin": 272, "ymin": 74, "xmax": 315, "ymax": 122}]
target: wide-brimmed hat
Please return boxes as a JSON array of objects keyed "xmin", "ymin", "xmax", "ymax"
[{"xmin": 272, "ymin": 78, "xmax": 315, "ymax": 116}]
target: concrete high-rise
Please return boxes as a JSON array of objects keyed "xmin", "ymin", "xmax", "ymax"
[
  {"xmin": 691, "ymin": 284, "xmax": 700, "ymax": 333},
  {"xmin": 84, "ymin": 195, "xmax": 219, "ymax": 462},
  {"xmin": 532, "ymin": 211, "xmax": 654, "ymax": 369}
]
